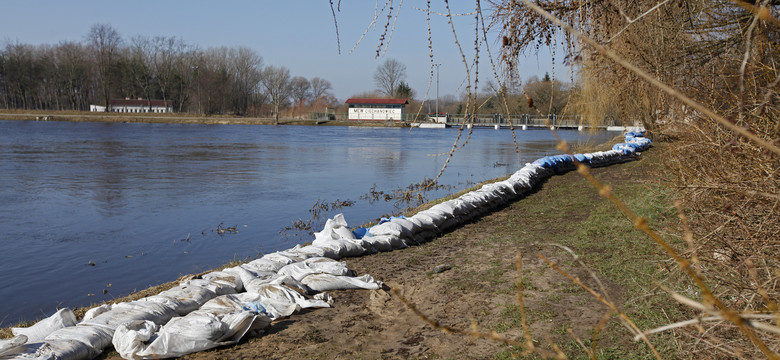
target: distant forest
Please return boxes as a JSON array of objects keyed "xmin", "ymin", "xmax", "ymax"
[{"xmin": 0, "ymin": 24, "xmax": 339, "ymax": 117}]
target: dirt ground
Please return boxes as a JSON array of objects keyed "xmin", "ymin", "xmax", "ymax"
[{"xmin": 102, "ymin": 159, "xmax": 661, "ymax": 360}]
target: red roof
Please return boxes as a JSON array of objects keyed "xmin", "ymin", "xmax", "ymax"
[
  {"xmin": 110, "ymin": 99, "xmax": 173, "ymax": 107},
  {"xmin": 345, "ymin": 98, "xmax": 408, "ymax": 105}
]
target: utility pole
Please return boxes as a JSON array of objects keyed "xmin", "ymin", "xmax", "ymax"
[{"xmin": 434, "ymin": 63, "xmax": 441, "ymax": 123}]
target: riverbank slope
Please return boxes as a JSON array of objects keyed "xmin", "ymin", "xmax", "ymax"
[{"xmin": 94, "ymin": 143, "xmax": 679, "ymax": 359}]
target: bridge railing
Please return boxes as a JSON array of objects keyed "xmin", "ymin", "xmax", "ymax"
[{"xmin": 444, "ymin": 114, "xmax": 618, "ymax": 128}]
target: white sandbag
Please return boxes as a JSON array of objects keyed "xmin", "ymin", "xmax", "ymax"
[
  {"xmin": 81, "ymin": 300, "xmax": 178, "ymax": 331},
  {"xmin": 333, "ymin": 226, "xmax": 356, "ymax": 240},
  {"xmin": 311, "ymin": 237, "xmax": 365, "ymax": 258},
  {"xmin": 234, "ymin": 266, "xmax": 280, "ymax": 294},
  {"xmin": 305, "ymin": 244, "xmax": 340, "ymax": 259},
  {"xmin": 245, "ymin": 253, "xmax": 295, "ymax": 272},
  {"xmin": 139, "ymin": 284, "xmax": 217, "ymax": 316},
  {"xmin": 300, "ymin": 274, "xmax": 381, "ymax": 292},
  {"xmin": 202, "ymin": 269, "xmax": 243, "ymax": 293},
  {"xmin": 367, "ymin": 221, "xmax": 403, "ymax": 237},
  {"xmin": 401, "ymin": 236, "xmax": 420, "ymax": 247},
  {"xmin": 495, "ymin": 180, "xmax": 518, "ymax": 197},
  {"xmin": 12, "ymin": 308, "xmax": 77, "ymax": 343},
  {"xmin": 437, "ymin": 217, "xmax": 461, "ymax": 232},
  {"xmin": 114, "ymin": 310, "xmax": 261, "ymax": 360},
  {"xmin": 198, "ymin": 293, "xmax": 269, "ymax": 320},
  {"xmin": 111, "ymin": 320, "xmax": 158, "ymax": 360},
  {"xmin": 82, "ymin": 304, "xmax": 111, "ymax": 322},
  {"xmin": 45, "ymin": 324, "xmax": 114, "ymax": 351},
  {"xmin": 428, "ymin": 202, "xmax": 457, "ymax": 218},
  {"xmin": 362, "ymin": 234, "xmax": 395, "ymax": 252},
  {"xmin": 32, "ymin": 339, "xmax": 97, "ymax": 360},
  {"xmin": 0, "ymin": 335, "xmax": 28, "ymax": 357},
  {"xmin": 284, "ymin": 244, "xmax": 329, "ymax": 259},
  {"xmin": 114, "ymin": 291, "xmax": 276, "ymax": 359},
  {"xmin": 313, "ymin": 213, "xmax": 352, "ymax": 242},
  {"xmin": 251, "ymin": 284, "xmax": 330, "ymax": 319},
  {"xmin": 390, "ymin": 217, "xmax": 420, "ymax": 236},
  {"xmin": 180, "ymin": 278, "xmax": 237, "ymax": 296},
  {"xmin": 413, "ymin": 230, "xmax": 436, "ymax": 244},
  {"xmin": 408, "ymin": 213, "xmax": 439, "ymax": 232},
  {"xmin": 459, "ymin": 192, "xmax": 488, "ymax": 208},
  {"xmin": 415, "ymin": 208, "xmax": 451, "ymax": 227},
  {"xmin": 277, "ymin": 257, "xmax": 351, "ymax": 281}
]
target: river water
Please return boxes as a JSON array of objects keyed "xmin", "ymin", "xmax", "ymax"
[{"xmin": 0, "ymin": 120, "xmax": 619, "ymax": 326}]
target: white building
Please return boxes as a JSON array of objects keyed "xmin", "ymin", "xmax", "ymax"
[
  {"xmin": 346, "ymin": 98, "xmax": 408, "ymax": 121},
  {"xmin": 90, "ymin": 98, "xmax": 174, "ymax": 113}
]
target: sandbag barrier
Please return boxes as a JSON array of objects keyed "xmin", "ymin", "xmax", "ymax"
[{"xmin": 0, "ymin": 131, "xmax": 650, "ymax": 360}]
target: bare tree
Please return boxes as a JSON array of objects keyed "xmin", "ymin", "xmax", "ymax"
[
  {"xmin": 86, "ymin": 24, "xmax": 122, "ymax": 111},
  {"xmin": 310, "ymin": 77, "xmax": 332, "ymax": 100},
  {"xmin": 290, "ymin": 76, "xmax": 311, "ymax": 112},
  {"xmin": 260, "ymin": 65, "xmax": 292, "ymax": 124},
  {"xmin": 227, "ymin": 46, "xmax": 263, "ymax": 114},
  {"xmin": 151, "ymin": 36, "xmax": 188, "ymax": 109},
  {"xmin": 55, "ymin": 41, "xmax": 91, "ymax": 110},
  {"xmin": 374, "ymin": 58, "xmax": 406, "ymax": 97}
]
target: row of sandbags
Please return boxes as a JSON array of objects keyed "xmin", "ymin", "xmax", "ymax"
[
  {"xmin": 1, "ymin": 131, "xmax": 650, "ymax": 360},
  {"xmin": 2, "ymin": 253, "xmax": 381, "ymax": 359},
  {"xmin": 351, "ymin": 132, "xmax": 650, "ymax": 249}
]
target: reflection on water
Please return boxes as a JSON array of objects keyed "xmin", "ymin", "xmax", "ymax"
[{"xmin": 0, "ymin": 120, "xmax": 619, "ymax": 325}]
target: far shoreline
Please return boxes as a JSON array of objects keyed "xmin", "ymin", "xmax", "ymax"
[{"xmin": 0, "ymin": 110, "xmax": 409, "ymax": 127}]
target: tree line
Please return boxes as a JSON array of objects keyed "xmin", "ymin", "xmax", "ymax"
[{"xmin": 0, "ymin": 23, "xmax": 338, "ymax": 118}]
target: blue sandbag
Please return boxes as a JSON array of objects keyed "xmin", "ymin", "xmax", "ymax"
[{"xmin": 352, "ymin": 227, "xmax": 368, "ymax": 239}]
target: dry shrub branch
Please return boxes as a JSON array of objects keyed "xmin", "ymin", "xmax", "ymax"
[
  {"xmin": 381, "ymin": 0, "xmax": 780, "ymax": 358},
  {"xmin": 494, "ymin": 0, "xmax": 779, "ymax": 357}
]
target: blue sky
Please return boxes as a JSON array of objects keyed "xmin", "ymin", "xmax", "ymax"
[{"xmin": 0, "ymin": 1, "xmax": 562, "ymax": 100}]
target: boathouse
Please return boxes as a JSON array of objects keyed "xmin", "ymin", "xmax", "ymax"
[{"xmin": 346, "ymin": 98, "xmax": 408, "ymax": 121}]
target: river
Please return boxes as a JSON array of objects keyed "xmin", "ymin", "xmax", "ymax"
[{"xmin": 0, "ymin": 119, "xmax": 619, "ymax": 326}]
